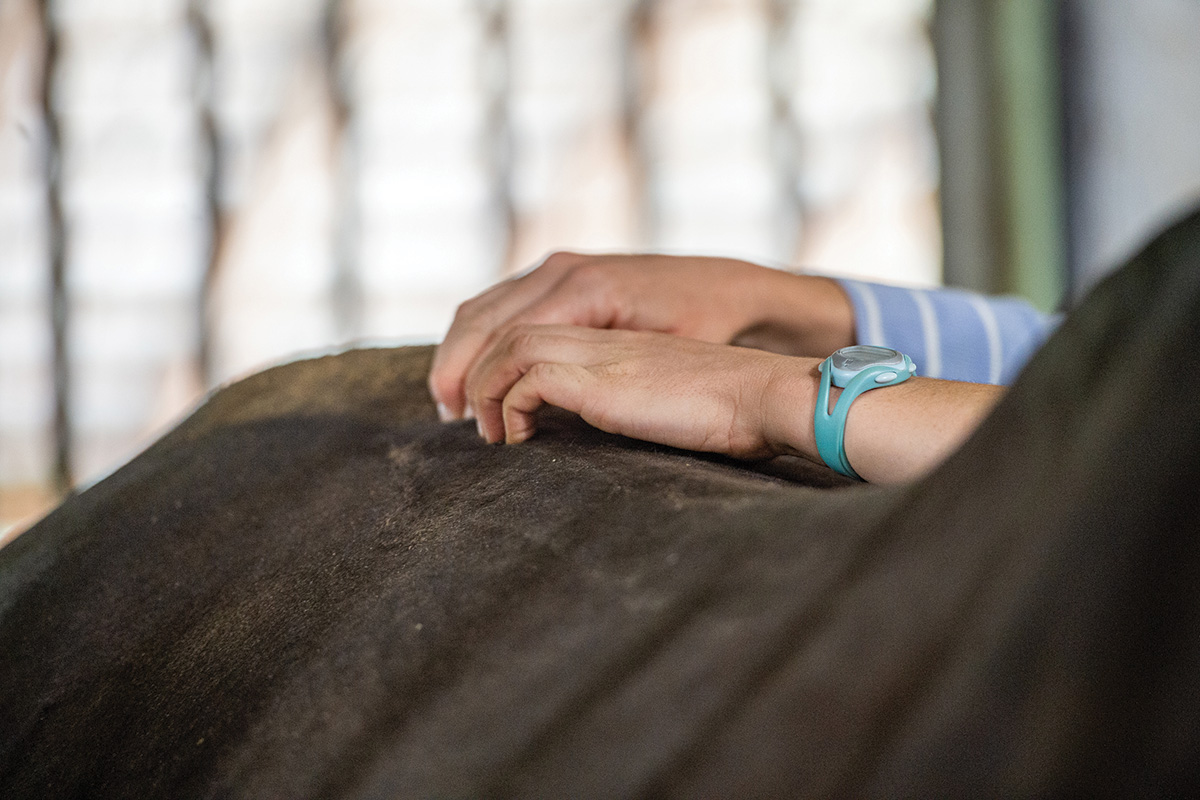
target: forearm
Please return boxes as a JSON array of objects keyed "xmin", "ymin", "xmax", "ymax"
[
  {"xmin": 731, "ymin": 270, "xmax": 856, "ymax": 357},
  {"xmin": 727, "ymin": 270, "xmax": 1009, "ymax": 479},
  {"xmin": 432, "ymin": 253, "xmax": 860, "ymax": 418},
  {"xmin": 455, "ymin": 311, "xmax": 1000, "ymax": 484},
  {"xmin": 762, "ymin": 360, "xmax": 1004, "ymax": 484}
]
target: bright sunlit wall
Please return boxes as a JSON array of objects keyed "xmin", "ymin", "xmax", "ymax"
[{"xmin": 0, "ymin": 0, "xmax": 938, "ymax": 537}]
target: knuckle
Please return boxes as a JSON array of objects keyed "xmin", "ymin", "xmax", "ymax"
[
  {"xmin": 430, "ymin": 375, "xmax": 458, "ymax": 405},
  {"xmin": 427, "ymin": 355, "xmax": 450, "ymax": 387},
  {"xmin": 567, "ymin": 259, "xmax": 605, "ymax": 283},
  {"xmin": 427, "ymin": 370, "xmax": 446, "ymax": 398},
  {"xmin": 505, "ymin": 324, "xmax": 542, "ymax": 356},
  {"xmin": 457, "ymin": 310, "xmax": 499, "ymax": 340},
  {"xmin": 525, "ymin": 361, "xmax": 555, "ymax": 383},
  {"xmin": 563, "ymin": 260, "xmax": 614, "ymax": 296},
  {"xmin": 541, "ymin": 250, "xmax": 580, "ymax": 272},
  {"xmin": 465, "ymin": 379, "xmax": 487, "ymax": 411},
  {"xmin": 452, "ymin": 290, "xmax": 500, "ymax": 325},
  {"xmin": 450, "ymin": 300, "xmax": 475, "ymax": 326}
]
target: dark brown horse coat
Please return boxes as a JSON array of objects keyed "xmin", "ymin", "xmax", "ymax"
[{"xmin": 3, "ymin": 210, "xmax": 1200, "ymax": 798}]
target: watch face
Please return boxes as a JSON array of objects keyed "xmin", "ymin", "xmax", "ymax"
[{"xmin": 832, "ymin": 345, "xmax": 904, "ymax": 372}]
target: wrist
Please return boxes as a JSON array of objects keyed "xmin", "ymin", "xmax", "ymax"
[{"xmin": 760, "ymin": 356, "xmax": 825, "ymax": 461}]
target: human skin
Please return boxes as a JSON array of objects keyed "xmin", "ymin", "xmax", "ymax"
[
  {"xmin": 430, "ymin": 253, "xmax": 1003, "ymax": 484},
  {"xmin": 428, "ymin": 251, "xmax": 857, "ymax": 419}
]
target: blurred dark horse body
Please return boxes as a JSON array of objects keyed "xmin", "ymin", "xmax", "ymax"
[{"xmin": 3, "ymin": 212, "xmax": 1200, "ymax": 797}]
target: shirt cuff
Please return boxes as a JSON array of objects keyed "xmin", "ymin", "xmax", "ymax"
[{"xmin": 837, "ymin": 279, "xmax": 1059, "ymax": 385}]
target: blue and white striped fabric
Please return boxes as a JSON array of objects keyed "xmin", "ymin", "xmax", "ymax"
[{"xmin": 837, "ymin": 279, "xmax": 1060, "ymax": 385}]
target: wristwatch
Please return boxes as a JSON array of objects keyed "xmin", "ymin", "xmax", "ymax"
[{"xmin": 815, "ymin": 345, "xmax": 916, "ymax": 480}]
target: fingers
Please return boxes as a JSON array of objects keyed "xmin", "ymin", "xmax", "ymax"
[
  {"xmin": 462, "ymin": 324, "xmax": 785, "ymax": 457},
  {"xmin": 429, "ymin": 286, "xmax": 505, "ymax": 419},
  {"xmin": 430, "ymin": 253, "xmax": 784, "ymax": 421},
  {"xmin": 429, "ymin": 252, "xmax": 591, "ymax": 419},
  {"xmin": 501, "ymin": 362, "xmax": 591, "ymax": 444},
  {"xmin": 465, "ymin": 325, "xmax": 604, "ymax": 444}
]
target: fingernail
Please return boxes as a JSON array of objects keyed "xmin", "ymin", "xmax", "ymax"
[
  {"xmin": 464, "ymin": 403, "xmax": 475, "ymax": 420},
  {"xmin": 436, "ymin": 402, "xmax": 451, "ymax": 421},
  {"xmin": 476, "ymin": 417, "xmax": 489, "ymax": 443}
]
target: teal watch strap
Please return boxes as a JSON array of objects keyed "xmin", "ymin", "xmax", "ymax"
[{"xmin": 815, "ymin": 352, "xmax": 915, "ymax": 480}]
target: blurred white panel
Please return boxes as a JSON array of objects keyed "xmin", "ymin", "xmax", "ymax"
[
  {"xmin": 355, "ymin": 29, "xmax": 481, "ymax": 95},
  {"xmin": 70, "ymin": 363, "xmax": 162, "ymax": 429},
  {"xmin": 209, "ymin": 56, "xmax": 338, "ymax": 382},
  {"xmin": 797, "ymin": 119, "xmax": 940, "ymax": 285},
  {"xmin": 361, "ymin": 297, "xmax": 460, "ymax": 342},
  {"xmin": 357, "ymin": 100, "xmax": 484, "ymax": 142},
  {"xmin": 1, "ymin": 0, "xmax": 942, "ymax": 509},
  {"xmin": 657, "ymin": 164, "xmax": 777, "ymax": 214},
  {"xmin": 66, "ymin": 223, "xmax": 205, "ymax": 299},
  {"xmin": 63, "ymin": 173, "xmax": 199, "ymax": 219},
  {"xmin": 506, "ymin": 0, "xmax": 638, "ymax": 267},
  {"xmin": 60, "ymin": 110, "xmax": 198, "ymax": 179},
  {"xmin": 208, "ymin": 0, "xmax": 324, "ymax": 35},
  {"xmin": 0, "ymin": 428, "xmax": 54, "ymax": 487},
  {"xmin": 655, "ymin": 3, "xmax": 768, "ymax": 92},
  {"xmin": 39, "ymin": 0, "xmax": 209, "ymax": 491},
  {"xmin": 788, "ymin": 0, "xmax": 938, "ymax": 284},
  {"xmin": 648, "ymin": 97, "xmax": 773, "ymax": 162},
  {"xmin": 0, "ymin": 191, "xmax": 48, "ymax": 299},
  {"xmin": 358, "ymin": 162, "xmax": 489, "ymax": 215},
  {"xmin": 0, "ymin": 0, "xmax": 53, "ymax": 491},
  {"xmin": 213, "ymin": 302, "xmax": 337, "ymax": 380},
  {"xmin": 359, "ymin": 224, "xmax": 495, "ymax": 291},
  {"xmin": 347, "ymin": 0, "xmax": 495, "ymax": 326},
  {"xmin": 55, "ymin": 31, "xmax": 194, "ymax": 112},
  {"xmin": 53, "ymin": 0, "xmax": 187, "ymax": 26},
  {"xmin": 68, "ymin": 356, "xmax": 205, "ymax": 483},
  {"xmin": 795, "ymin": 2, "xmax": 934, "ymax": 128},
  {"xmin": 642, "ymin": 0, "xmax": 782, "ymax": 262},
  {"xmin": 0, "ymin": 306, "xmax": 53, "ymax": 368},
  {"xmin": 69, "ymin": 301, "xmax": 196, "ymax": 362}
]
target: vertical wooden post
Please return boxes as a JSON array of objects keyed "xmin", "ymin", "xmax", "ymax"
[
  {"xmin": 324, "ymin": 0, "xmax": 363, "ymax": 340},
  {"xmin": 479, "ymin": 0, "xmax": 517, "ymax": 276},
  {"xmin": 935, "ymin": 0, "xmax": 1066, "ymax": 311},
  {"xmin": 621, "ymin": 0, "xmax": 657, "ymax": 249},
  {"xmin": 38, "ymin": 0, "xmax": 71, "ymax": 491},
  {"xmin": 188, "ymin": 0, "xmax": 222, "ymax": 387},
  {"xmin": 993, "ymin": 0, "xmax": 1066, "ymax": 312},
  {"xmin": 766, "ymin": 0, "xmax": 804, "ymax": 264},
  {"xmin": 935, "ymin": 0, "xmax": 1001, "ymax": 294}
]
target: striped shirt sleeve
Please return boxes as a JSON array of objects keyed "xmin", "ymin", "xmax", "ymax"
[{"xmin": 836, "ymin": 279, "xmax": 1061, "ymax": 385}]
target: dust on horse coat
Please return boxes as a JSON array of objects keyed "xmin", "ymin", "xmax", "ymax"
[{"xmin": 3, "ymin": 210, "xmax": 1200, "ymax": 798}]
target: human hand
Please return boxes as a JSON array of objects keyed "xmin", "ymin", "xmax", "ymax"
[
  {"xmin": 463, "ymin": 322, "xmax": 1005, "ymax": 483},
  {"xmin": 463, "ymin": 324, "xmax": 820, "ymax": 460},
  {"xmin": 429, "ymin": 252, "xmax": 853, "ymax": 420}
]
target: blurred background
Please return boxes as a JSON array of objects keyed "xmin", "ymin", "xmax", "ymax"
[{"xmin": 2, "ymin": 0, "xmax": 1199, "ymax": 541}]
